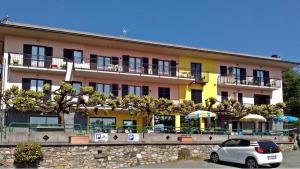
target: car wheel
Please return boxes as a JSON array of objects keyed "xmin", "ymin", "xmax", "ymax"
[
  {"xmin": 210, "ymin": 152, "xmax": 219, "ymax": 163},
  {"xmin": 245, "ymin": 157, "xmax": 258, "ymax": 168},
  {"xmin": 270, "ymin": 163, "xmax": 281, "ymax": 168}
]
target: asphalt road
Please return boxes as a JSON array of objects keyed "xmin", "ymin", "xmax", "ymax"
[{"xmin": 131, "ymin": 150, "xmax": 300, "ymax": 168}]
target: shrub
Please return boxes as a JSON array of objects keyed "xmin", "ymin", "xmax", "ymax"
[
  {"xmin": 178, "ymin": 148, "xmax": 191, "ymax": 160},
  {"xmin": 14, "ymin": 142, "xmax": 43, "ymax": 168}
]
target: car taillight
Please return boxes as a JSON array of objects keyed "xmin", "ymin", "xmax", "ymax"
[{"xmin": 255, "ymin": 147, "xmax": 264, "ymax": 154}]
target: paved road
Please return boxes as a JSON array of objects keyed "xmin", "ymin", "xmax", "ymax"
[{"xmin": 131, "ymin": 150, "xmax": 300, "ymax": 168}]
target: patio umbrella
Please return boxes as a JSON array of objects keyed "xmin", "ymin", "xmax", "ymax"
[
  {"xmin": 240, "ymin": 114, "xmax": 266, "ymax": 122},
  {"xmin": 186, "ymin": 110, "xmax": 216, "ymax": 119},
  {"xmin": 274, "ymin": 115, "xmax": 298, "ymax": 123}
]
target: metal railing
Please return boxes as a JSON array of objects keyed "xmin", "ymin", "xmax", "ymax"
[
  {"xmin": 8, "ymin": 52, "xmax": 209, "ymax": 82},
  {"xmin": 9, "ymin": 53, "xmax": 66, "ymax": 70},
  {"xmin": 218, "ymin": 75, "xmax": 281, "ymax": 88}
]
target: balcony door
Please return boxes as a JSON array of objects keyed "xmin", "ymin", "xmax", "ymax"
[
  {"xmin": 253, "ymin": 70, "xmax": 270, "ymax": 86},
  {"xmin": 234, "ymin": 67, "xmax": 246, "ymax": 84},
  {"xmin": 23, "ymin": 44, "xmax": 52, "ymax": 68},
  {"xmin": 191, "ymin": 63, "xmax": 202, "ymax": 80}
]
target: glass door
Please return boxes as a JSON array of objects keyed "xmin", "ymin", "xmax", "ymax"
[{"xmin": 31, "ymin": 46, "xmax": 45, "ymax": 67}]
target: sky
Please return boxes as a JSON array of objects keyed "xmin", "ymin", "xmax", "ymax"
[{"xmin": 0, "ymin": 0, "xmax": 300, "ymax": 62}]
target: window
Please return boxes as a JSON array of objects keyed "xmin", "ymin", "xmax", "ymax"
[
  {"xmin": 63, "ymin": 49, "xmax": 83, "ymax": 63},
  {"xmin": 180, "ymin": 116, "xmax": 200, "ymax": 134},
  {"xmin": 221, "ymin": 91, "xmax": 228, "ymax": 101},
  {"xmin": 22, "ymin": 78, "xmax": 51, "ymax": 100},
  {"xmin": 96, "ymin": 84, "xmax": 111, "ymax": 96},
  {"xmin": 123, "ymin": 120, "xmax": 137, "ymax": 133},
  {"xmin": 89, "ymin": 82, "xmax": 118, "ymax": 97},
  {"xmin": 23, "ymin": 44, "xmax": 52, "ymax": 68},
  {"xmin": 30, "ymin": 116, "xmax": 58, "ymax": 125},
  {"xmin": 158, "ymin": 60, "xmax": 170, "ymax": 75},
  {"xmin": 154, "ymin": 115, "xmax": 175, "ymax": 133},
  {"xmin": 158, "ymin": 87, "xmax": 170, "ymax": 99},
  {"xmin": 191, "ymin": 63, "xmax": 202, "ymax": 80},
  {"xmin": 254, "ymin": 94, "xmax": 270, "ymax": 105},
  {"xmin": 30, "ymin": 79, "xmax": 45, "ymax": 92},
  {"xmin": 97, "ymin": 56, "xmax": 111, "ymax": 69},
  {"xmin": 238, "ymin": 93, "xmax": 243, "ymax": 104},
  {"xmin": 234, "ymin": 67, "xmax": 246, "ymax": 84},
  {"xmin": 191, "ymin": 89, "xmax": 202, "ymax": 104},
  {"xmin": 89, "ymin": 117, "xmax": 116, "ymax": 133},
  {"xmin": 71, "ymin": 81, "xmax": 82, "ymax": 95},
  {"xmin": 239, "ymin": 140, "xmax": 250, "ymax": 147},
  {"xmin": 129, "ymin": 57, "xmax": 142, "ymax": 72},
  {"xmin": 129, "ymin": 86, "xmax": 141, "ymax": 96},
  {"xmin": 222, "ymin": 139, "xmax": 240, "ymax": 147},
  {"xmin": 122, "ymin": 85, "xmax": 148, "ymax": 97}
]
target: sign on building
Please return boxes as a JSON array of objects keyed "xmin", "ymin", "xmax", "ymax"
[
  {"xmin": 128, "ymin": 133, "xmax": 139, "ymax": 141},
  {"xmin": 95, "ymin": 133, "xmax": 108, "ymax": 142}
]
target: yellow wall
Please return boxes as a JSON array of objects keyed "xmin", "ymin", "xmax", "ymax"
[
  {"xmin": 177, "ymin": 56, "xmax": 218, "ymax": 130},
  {"xmin": 178, "ymin": 56, "xmax": 218, "ymax": 102},
  {"xmin": 88, "ymin": 111, "xmax": 144, "ymax": 128}
]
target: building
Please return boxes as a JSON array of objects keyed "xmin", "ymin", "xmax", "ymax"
[{"xmin": 0, "ymin": 21, "xmax": 298, "ymax": 133}]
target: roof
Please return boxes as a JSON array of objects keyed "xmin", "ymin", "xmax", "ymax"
[{"xmin": 0, "ymin": 21, "xmax": 299, "ymax": 68}]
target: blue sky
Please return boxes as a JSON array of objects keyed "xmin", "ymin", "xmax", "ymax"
[{"xmin": 0, "ymin": 0, "xmax": 299, "ymax": 62}]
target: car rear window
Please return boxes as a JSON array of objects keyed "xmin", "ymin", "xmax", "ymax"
[{"xmin": 258, "ymin": 141, "xmax": 279, "ymax": 153}]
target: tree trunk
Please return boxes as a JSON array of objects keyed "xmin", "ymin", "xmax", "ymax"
[{"xmin": 146, "ymin": 113, "xmax": 153, "ymax": 128}]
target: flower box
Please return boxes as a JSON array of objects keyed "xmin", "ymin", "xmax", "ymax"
[
  {"xmin": 178, "ymin": 136, "xmax": 193, "ymax": 142},
  {"xmin": 69, "ymin": 135, "xmax": 89, "ymax": 144}
]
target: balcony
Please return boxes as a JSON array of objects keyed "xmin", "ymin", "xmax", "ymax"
[
  {"xmin": 218, "ymin": 75, "xmax": 281, "ymax": 90},
  {"xmin": 8, "ymin": 53, "xmax": 66, "ymax": 75},
  {"xmin": 8, "ymin": 53, "xmax": 209, "ymax": 84}
]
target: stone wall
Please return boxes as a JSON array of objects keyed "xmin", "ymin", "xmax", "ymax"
[{"xmin": 0, "ymin": 143, "xmax": 295, "ymax": 169}]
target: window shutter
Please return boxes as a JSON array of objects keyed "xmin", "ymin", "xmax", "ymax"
[
  {"xmin": 122, "ymin": 55, "xmax": 129, "ymax": 72},
  {"xmin": 240, "ymin": 68, "xmax": 246, "ymax": 81},
  {"xmin": 63, "ymin": 49, "xmax": 73, "ymax": 61},
  {"xmin": 23, "ymin": 44, "xmax": 32, "ymax": 66},
  {"xmin": 266, "ymin": 95, "xmax": 271, "ymax": 104},
  {"xmin": 152, "ymin": 58, "xmax": 158, "ymax": 75},
  {"xmin": 122, "ymin": 84, "xmax": 128, "ymax": 97},
  {"xmin": 45, "ymin": 47, "xmax": 53, "ymax": 68},
  {"xmin": 90, "ymin": 54, "xmax": 97, "ymax": 70},
  {"xmin": 142, "ymin": 86, "xmax": 149, "ymax": 96},
  {"xmin": 220, "ymin": 66, "xmax": 227, "ymax": 76},
  {"xmin": 111, "ymin": 57, "xmax": 119, "ymax": 66},
  {"xmin": 111, "ymin": 84, "xmax": 119, "ymax": 97},
  {"xmin": 170, "ymin": 61, "xmax": 176, "ymax": 77},
  {"xmin": 22, "ymin": 78, "xmax": 31, "ymax": 90},
  {"xmin": 142, "ymin": 57, "xmax": 149, "ymax": 74},
  {"xmin": 89, "ymin": 82, "xmax": 96, "ymax": 91}
]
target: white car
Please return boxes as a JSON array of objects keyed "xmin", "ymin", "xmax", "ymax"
[{"xmin": 210, "ymin": 138, "xmax": 282, "ymax": 168}]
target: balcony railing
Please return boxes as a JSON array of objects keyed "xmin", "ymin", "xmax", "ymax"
[
  {"xmin": 218, "ymin": 75, "xmax": 281, "ymax": 88},
  {"xmin": 8, "ymin": 53, "xmax": 209, "ymax": 82},
  {"xmin": 9, "ymin": 53, "xmax": 66, "ymax": 70}
]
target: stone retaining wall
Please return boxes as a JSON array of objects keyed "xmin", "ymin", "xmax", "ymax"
[{"xmin": 0, "ymin": 143, "xmax": 295, "ymax": 169}]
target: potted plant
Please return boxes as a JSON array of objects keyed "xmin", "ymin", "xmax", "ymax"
[
  {"xmin": 178, "ymin": 135, "xmax": 193, "ymax": 142},
  {"xmin": 60, "ymin": 64, "xmax": 67, "ymax": 69},
  {"xmin": 69, "ymin": 134, "xmax": 90, "ymax": 144},
  {"xmin": 13, "ymin": 59, "xmax": 19, "ymax": 65}
]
